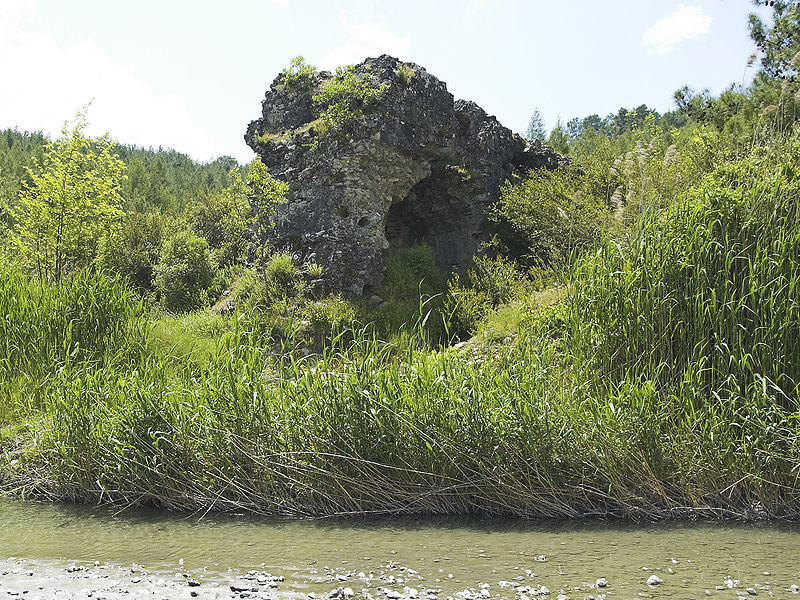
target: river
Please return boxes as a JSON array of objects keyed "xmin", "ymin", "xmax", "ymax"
[{"xmin": 1, "ymin": 499, "xmax": 799, "ymax": 599}]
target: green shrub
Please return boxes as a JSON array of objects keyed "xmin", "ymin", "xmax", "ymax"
[
  {"xmin": 397, "ymin": 63, "xmax": 415, "ymax": 86},
  {"xmin": 381, "ymin": 245, "xmax": 443, "ymax": 300},
  {"xmin": 445, "ymin": 255, "xmax": 531, "ymax": 340},
  {"xmin": 279, "ymin": 56, "xmax": 317, "ymax": 92},
  {"xmin": 494, "ymin": 165, "xmax": 610, "ymax": 267},
  {"xmin": 154, "ymin": 230, "xmax": 215, "ymax": 312},
  {"xmin": 262, "ymin": 252, "xmax": 304, "ymax": 302},
  {"xmin": 313, "ymin": 65, "xmax": 390, "ymax": 132},
  {"xmin": 234, "ymin": 253, "xmax": 305, "ymax": 313},
  {"xmin": 301, "ymin": 296, "xmax": 357, "ymax": 349},
  {"xmin": 96, "ymin": 211, "xmax": 163, "ymax": 291}
]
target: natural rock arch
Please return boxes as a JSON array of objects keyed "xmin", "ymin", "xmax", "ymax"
[{"xmin": 245, "ymin": 55, "xmax": 566, "ymax": 296}]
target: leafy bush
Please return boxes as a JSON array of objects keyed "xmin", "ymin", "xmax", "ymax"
[
  {"xmin": 493, "ymin": 165, "xmax": 609, "ymax": 268},
  {"xmin": 397, "ymin": 63, "xmax": 415, "ymax": 86},
  {"xmin": 96, "ymin": 211, "xmax": 163, "ymax": 291},
  {"xmin": 301, "ymin": 296, "xmax": 358, "ymax": 349},
  {"xmin": 187, "ymin": 187, "xmax": 252, "ymax": 268},
  {"xmin": 445, "ymin": 255, "xmax": 531, "ymax": 340},
  {"xmin": 381, "ymin": 245, "xmax": 443, "ymax": 300},
  {"xmin": 234, "ymin": 252, "xmax": 306, "ymax": 313},
  {"xmin": 153, "ymin": 230, "xmax": 215, "ymax": 312}
]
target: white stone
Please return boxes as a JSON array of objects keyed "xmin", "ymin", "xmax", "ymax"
[{"xmin": 646, "ymin": 575, "xmax": 663, "ymax": 586}]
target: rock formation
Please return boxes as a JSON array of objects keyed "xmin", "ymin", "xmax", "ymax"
[{"xmin": 245, "ymin": 55, "xmax": 566, "ymax": 296}]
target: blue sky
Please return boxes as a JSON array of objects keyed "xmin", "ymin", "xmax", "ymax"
[{"xmin": 0, "ymin": 1, "xmax": 770, "ymax": 163}]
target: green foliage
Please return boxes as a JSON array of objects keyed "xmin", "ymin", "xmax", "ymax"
[
  {"xmin": 313, "ymin": 65, "xmax": 390, "ymax": 133},
  {"xmin": 305, "ymin": 261, "xmax": 325, "ymax": 278},
  {"xmin": 1, "ymin": 129, "xmax": 235, "ymax": 216},
  {"xmin": 547, "ymin": 119, "xmax": 569, "ymax": 154},
  {"xmin": 261, "ymin": 251, "xmax": 303, "ymax": 302},
  {"xmin": 525, "ymin": 108, "xmax": 546, "ymax": 142},
  {"xmin": 0, "ymin": 266, "xmax": 143, "ymax": 379},
  {"xmin": 279, "ymin": 56, "xmax": 317, "ymax": 92},
  {"xmin": 301, "ymin": 295, "xmax": 358, "ymax": 348},
  {"xmin": 397, "ymin": 63, "xmax": 416, "ymax": 86},
  {"xmin": 235, "ymin": 252, "xmax": 305, "ymax": 312},
  {"xmin": 749, "ymin": 1, "xmax": 800, "ymax": 81},
  {"xmin": 9, "ymin": 111, "xmax": 126, "ymax": 282},
  {"xmin": 188, "ymin": 169, "xmax": 254, "ymax": 268},
  {"xmin": 0, "ymin": 129, "xmax": 47, "ymax": 218},
  {"xmin": 494, "ymin": 165, "xmax": 609, "ymax": 267},
  {"xmin": 568, "ymin": 142, "xmax": 800, "ymax": 409},
  {"xmin": 381, "ymin": 245, "xmax": 443, "ymax": 300},
  {"xmin": 149, "ymin": 310, "xmax": 233, "ymax": 369},
  {"xmin": 117, "ymin": 149, "xmax": 234, "ymax": 213},
  {"xmin": 444, "ymin": 255, "xmax": 530, "ymax": 340},
  {"xmin": 247, "ymin": 157, "xmax": 289, "ymax": 261},
  {"xmin": 96, "ymin": 211, "xmax": 163, "ymax": 291},
  {"xmin": 154, "ymin": 230, "xmax": 215, "ymax": 312},
  {"xmin": 357, "ymin": 245, "xmax": 447, "ymax": 344}
]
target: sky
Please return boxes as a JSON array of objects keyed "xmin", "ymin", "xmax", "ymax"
[{"xmin": 0, "ymin": 0, "xmax": 771, "ymax": 164}]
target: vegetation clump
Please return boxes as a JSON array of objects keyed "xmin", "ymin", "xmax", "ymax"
[
  {"xmin": 313, "ymin": 65, "xmax": 390, "ymax": 133},
  {"xmin": 279, "ymin": 56, "xmax": 318, "ymax": 92}
]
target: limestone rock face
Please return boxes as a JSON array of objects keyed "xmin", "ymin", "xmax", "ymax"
[{"xmin": 245, "ymin": 55, "xmax": 566, "ymax": 296}]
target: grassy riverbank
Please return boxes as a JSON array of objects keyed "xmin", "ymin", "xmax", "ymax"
[{"xmin": 2, "ymin": 139, "xmax": 798, "ymax": 519}]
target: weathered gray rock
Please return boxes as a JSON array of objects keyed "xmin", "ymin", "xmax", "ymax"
[{"xmin": 245, "ymin": 55, "xmax": 567, "ymax": 296}]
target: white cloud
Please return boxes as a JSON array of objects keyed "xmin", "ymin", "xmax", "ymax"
[
  {"xmin": 643, "ymin": 4, "xmax": 712, "ymax": 56},
  {"xmin": 0, "ymin": 2, "xmax": 216, "ymax": 162},
  {"xmin": 318, "ymin": 19, "xmax": 410, "ymax": 70}
]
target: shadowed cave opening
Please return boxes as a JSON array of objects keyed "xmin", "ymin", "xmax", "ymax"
[{"xmin": 384, "ymin": 165, "xmax": 481, "ymax": 275}]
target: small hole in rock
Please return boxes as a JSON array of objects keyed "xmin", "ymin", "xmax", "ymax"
[{"xmin": 357, "ymin": 216, "xmax": 369, "ymax": 227}]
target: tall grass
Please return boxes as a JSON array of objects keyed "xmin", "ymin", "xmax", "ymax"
[
  {"xmin": 0, "ymin": 268, "xmax": 144, "ymax": 379},
  {"xmin": 568, "ymin": 145, "xmax": 800, "ymax": 409}
]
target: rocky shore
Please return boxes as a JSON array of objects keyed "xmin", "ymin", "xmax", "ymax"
[{"xmin": 3, "ymin": 555, "xmax": 800, "ymax": 600}]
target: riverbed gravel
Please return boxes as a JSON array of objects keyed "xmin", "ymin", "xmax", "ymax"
[{"xmin": 2, "ymin": 555, "xmax": 798, "ymax": 600}]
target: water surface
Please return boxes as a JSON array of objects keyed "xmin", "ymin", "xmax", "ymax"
[{"xmin": 1, "ymin": 499, "xmax": 799, "ymax": 598}]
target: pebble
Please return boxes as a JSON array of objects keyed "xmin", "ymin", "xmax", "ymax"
[
  {"xmin": 646, "ymin": 575, "xmax": 663, "ymax": 586},
  {"xmin": 792, "ymin": 584, "xmax": 800, "ymax": 593},
  {"xmin": 746, "ymin": 589, "xmax": 757, "ymax": 596},
  {"xmin": 595, "ymin": 578, "xmax": 608, "ymax": 588}
]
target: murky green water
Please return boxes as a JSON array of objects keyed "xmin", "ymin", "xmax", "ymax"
[{"xmin": 1, "ymin": 498, "xmax": 800, "ymax": 599}]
